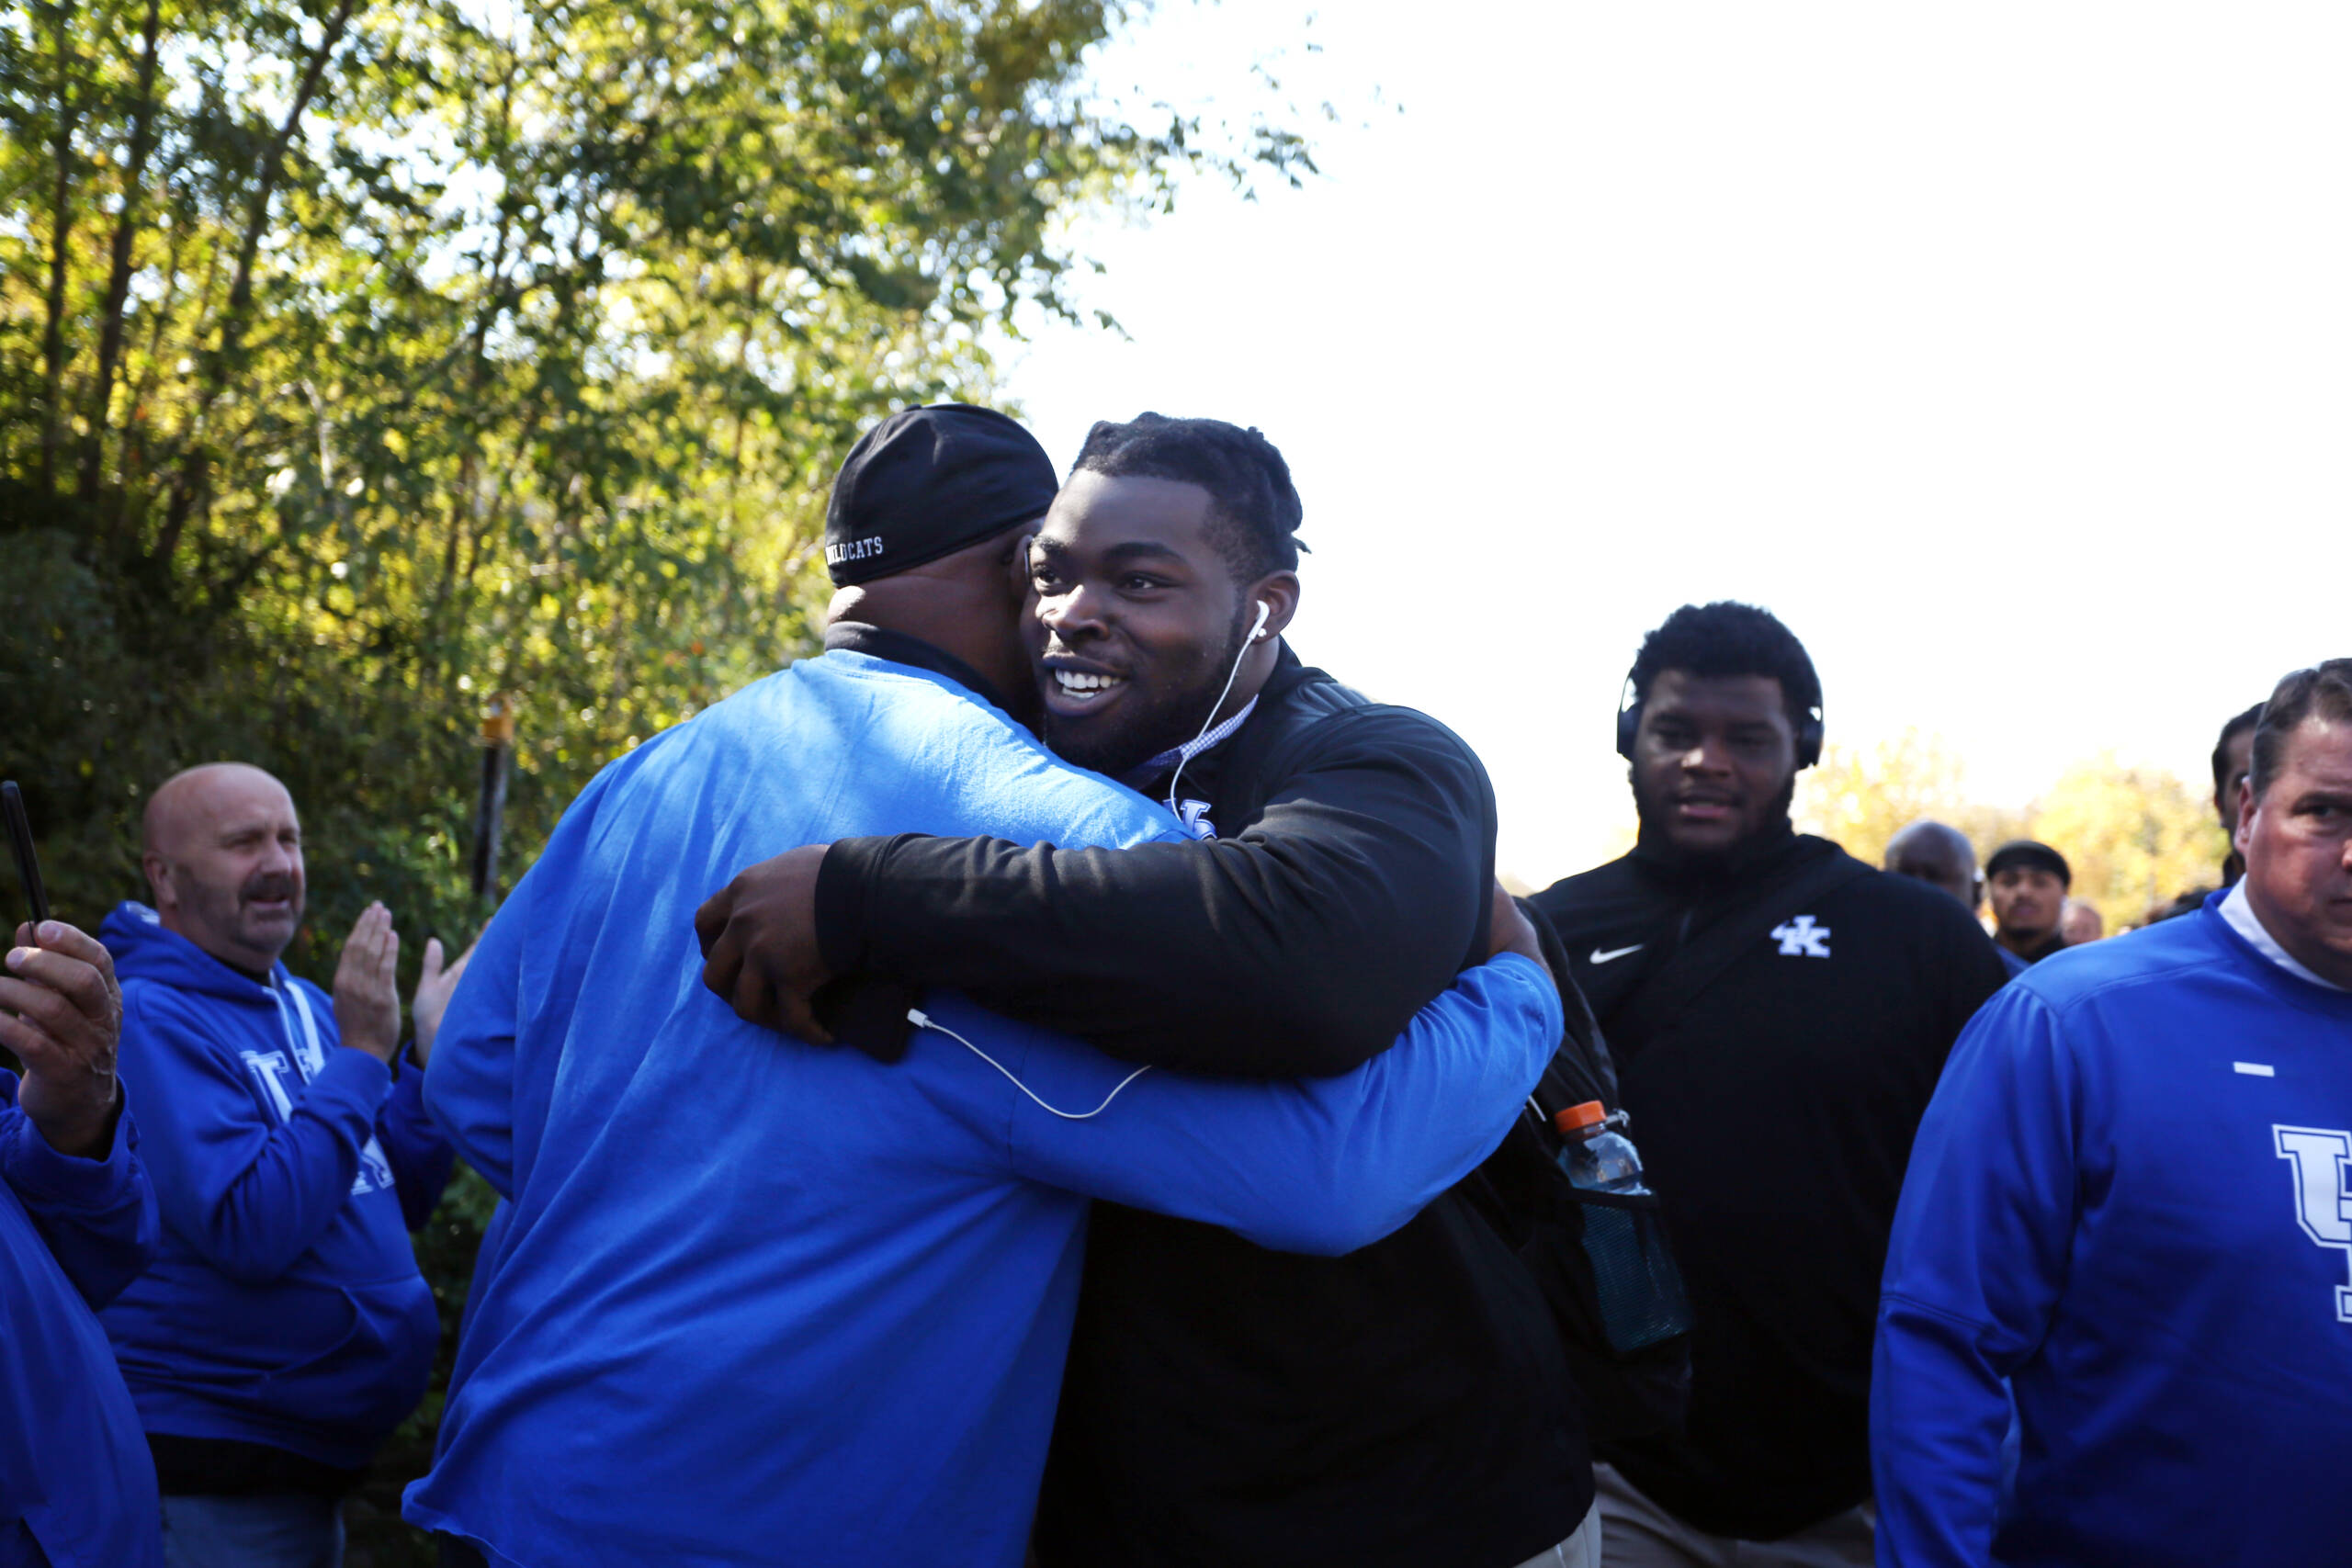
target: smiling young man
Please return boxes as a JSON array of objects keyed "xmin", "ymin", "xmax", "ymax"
[
  {"xmin": 1531, "ymin": 603, "xmax": 2008, "ymax": 1568},
  {"xmin": 1874, "ymin": 659, "xmax": 2352, "ymax": 1568},
  {"xmin": 697, "ymin": 413, "xmax": 1596, "ymax": 1568},
  {"xmin": 413, "ymin": 407, "xmax": 1566, "ymax": 1568}
]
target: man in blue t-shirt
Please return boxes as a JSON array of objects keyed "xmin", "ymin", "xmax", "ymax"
[
  {"xmin": 402, "ymin": 406, "xmax": 1564, "ymax": 1568},
  {"xmin": 1874, "ymin": 658, "xmax": 2352, "ymax": 1567}
]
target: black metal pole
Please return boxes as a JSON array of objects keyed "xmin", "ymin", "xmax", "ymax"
[{"xmin": 469, "ymin": 696, "xmax": 514, "ymax": 902}]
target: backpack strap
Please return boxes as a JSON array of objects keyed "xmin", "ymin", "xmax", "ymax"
[{"xmin": 1606, "ymin": 850, "xmax": 1873, "ymax": 1051}]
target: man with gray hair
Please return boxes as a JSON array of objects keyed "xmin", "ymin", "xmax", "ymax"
[
  {"xmin": 96, "ymin": 764, "xmax": 465, "ymax": 1568},
  {"xmin": 1881, "ymin": 821, "xmax": 1982, "ymax": 915},
  {"xmin": 1875, "ymin": 659, "xmax": 2352, "ymax": 1567},
  {"xmin": 2058, "ymin": 898, "xmax": 2103, "ymax": 946},
  {"xmin": 1883, "ymin": 821, "xmax": 2022, "ymax": 979}
]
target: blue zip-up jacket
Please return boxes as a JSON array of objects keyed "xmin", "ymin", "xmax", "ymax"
[
  {"xmin": 97, "ymin": 904, "xmax": 456, "ymax": 1469},
  {"xmin": 1874, "ymin": 894, "xmax": 2352, "ymax": 1567},
  {"xmin": 0, "ymin": 1074, "xmax": 162, "ymax": 1568},
  {"xmin": 403, "ymin": 649, "xmax": 1561, "ymax": 1568}
]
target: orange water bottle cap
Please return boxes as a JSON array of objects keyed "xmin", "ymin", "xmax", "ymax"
[{"xmin": 1555, "ymin": 1100, "xmax": 1608, "ymax": 1135}]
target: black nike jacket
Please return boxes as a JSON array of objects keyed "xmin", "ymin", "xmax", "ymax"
[
  {"xmin": 813, "ymin": 645, "xmax": 1590, "ymax": 1568},
  {"xmin": 1532, "ymin": 826, "xmax": 2009, "ymax": 1541}
]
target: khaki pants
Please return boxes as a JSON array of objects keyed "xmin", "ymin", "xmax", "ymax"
[
  {"xmin": 1513, "ymin": 1500, "xmax": 1603, "ymax": 1568},
  {"xmin": 1595, "ymin": 1464, "xmax": 1872, "ymax": 1568}
]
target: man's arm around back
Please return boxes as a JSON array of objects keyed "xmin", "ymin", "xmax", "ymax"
[
  {"xmin": 971, "ymin": 900, "xmax": 1560, "ymax": 1254},
  {"xmin": 808, "ymin": 708, "xmax": 1496, "ymax": 1077}
]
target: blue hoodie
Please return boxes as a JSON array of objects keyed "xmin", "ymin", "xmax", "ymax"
[
  {"xmin": 403, "ymin": 649, "xmax": 1561, "ymax": 1568},
  {"xmin": 98, "ymin": 904, "xmax": 456, "ymax": 1469},
  {"xmin": 0, "ymin": 1075, "xmax": 162, "ymax": 1568},
  {"xmin": 1874, "ymin": 893, "xmax": 2352, "ymax": 1567}
]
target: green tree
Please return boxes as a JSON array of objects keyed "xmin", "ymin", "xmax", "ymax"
[
  {"xmin": 2028, "ymin": 754, "xmax": 2222, "ymax": 931},
  {"xmin": 1794, "ymin": 729, "xmax": 2222, "ymax": 932},
  {"xmin": 1, "ymin": 5, "xmax": 1308, "ymax": 1556},
  {"xmin": 3, "ymin": 1, "xmax": 1311, "ymax": 948},
  {"xmin": 1793, "ymin": 728, "xmax": 1975, "ymax": 866}
]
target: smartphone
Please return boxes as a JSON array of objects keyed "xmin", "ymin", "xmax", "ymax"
[{"xmin": 2, "ymin": 781, "xmax": 51, "ymax": 932}]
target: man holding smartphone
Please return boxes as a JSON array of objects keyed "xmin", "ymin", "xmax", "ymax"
[{"xmin": 1, "ymin": 902, "xmax": 165, "ymax": 1568}]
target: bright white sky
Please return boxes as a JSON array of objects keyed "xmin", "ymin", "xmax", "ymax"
[{"xmin": 1000, "ymin": 2, "xmax": 2351, "ymax": 886}]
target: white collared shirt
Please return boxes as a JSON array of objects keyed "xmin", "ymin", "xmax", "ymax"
[{"xmin": 2220, "ymin": 880, "xmax": 2348, "ymax": 992}]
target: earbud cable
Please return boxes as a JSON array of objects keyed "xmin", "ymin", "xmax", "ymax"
[
  {"xmin": 1165, "ymin": 605, "xmax": 1266, "ymax": 821},
  {"xmin": 908, "ymin": 1008, "xmax": 1152, "ymax": 1122}
]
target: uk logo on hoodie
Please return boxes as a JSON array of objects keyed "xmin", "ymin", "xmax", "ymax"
[
  {"xmin": 250, "ymin": 974, "xmax": 396, "ymax": 1196},
  {"xmin": 121, "ymin": 903, "xmax": 395, "ymax": 1195}
]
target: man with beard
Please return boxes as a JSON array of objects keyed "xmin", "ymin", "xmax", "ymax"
[
  {"xmin": 408, "ymin": 406, "xmax": 1563, "ymax": 1568},
  {"xmin": 1531, "ymin": 603, "xmax": 2008, "ymax": 1568},
  {"xmin": 1985, "ymin": 840, "xmax": 2072, "ymax": 965},
  {"xmin": 697, "ymin": 413, "xmax": 1596, "ymax": 1568},
  {"xmin": 96, "ymin": 765, "xmax": 463, "ymax": 1568}
]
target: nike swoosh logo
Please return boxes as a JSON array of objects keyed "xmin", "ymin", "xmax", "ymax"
[{"xmin": 1589, "ymin": 943, "xmax": 1645, "ymax": 964}]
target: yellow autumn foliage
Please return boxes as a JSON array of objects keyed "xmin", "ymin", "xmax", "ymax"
[{"xmin": 1796, "ymin": 731, "xmax": 2225, "ymax": 931}]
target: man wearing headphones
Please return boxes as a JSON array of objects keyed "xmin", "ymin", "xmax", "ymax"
[
  {"xmin": 699, "ymin": 413, "xmax": 1597, "ymax": 1568},
  {"xmin": 1532, "ymin": 603, "xmax": 2008, "ymax": 1568}
]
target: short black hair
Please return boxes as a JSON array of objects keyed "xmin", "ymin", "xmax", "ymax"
[
  {"xmin": 2211, "ymin": 701, "xmax": 2266, "ymax": 797},
  {"xmin": 1071, "ymin": 413, "xmax": 1305, "ymax": 583},
  {"xmin": 2249, "ymin": 659, "xmax": 2352, "ymax": 801},
  {"xmin": 1628, "ymin": 601, "xmax": 1823, "ymax": 731}
]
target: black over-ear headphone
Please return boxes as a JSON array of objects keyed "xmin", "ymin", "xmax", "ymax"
[{"xmin": 1614, "ymin": 672, "xmax": 1825, "ymax": 769}]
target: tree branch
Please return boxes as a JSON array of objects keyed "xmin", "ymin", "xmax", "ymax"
[
  {"xmin": 78, "ymin": 0, "xmax": 165, "ymax": 510},
  {"xmin": 155, "ymin": 0, "xmax": 359, "ymax": 569},
  {"xmin": 40, "ymin": 0, "xmax": 84, "ymax": 495}
]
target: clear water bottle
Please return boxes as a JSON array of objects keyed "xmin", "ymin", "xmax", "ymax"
[{"xmin": 1553, "ymin": 1100, "xmax": 1649, "ymax": 1195}]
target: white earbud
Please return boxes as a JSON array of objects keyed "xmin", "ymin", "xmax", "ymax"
[{"xmin": 1164, "ymin": 598, "xmax": 1275, "ymax": 822}]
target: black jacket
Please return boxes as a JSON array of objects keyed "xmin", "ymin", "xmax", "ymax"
[
  {"xmin": 815, "ymin": 646, "xmax": 1497, "ymax": 1077},
  {"xmin": 817, "ymin": 647, "xmax": 1590, "ymax": 1568},
  {"xmin": 2006, "ymin": 927, "xmax": 2069, "ymax": 965},
  {"xmin": 1532, "ymin": 827, "xmax": 2009, "ymax": 1540}
]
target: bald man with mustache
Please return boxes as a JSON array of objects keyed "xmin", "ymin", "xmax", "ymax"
[{"xmin": 95, "ymin": 764, "xmax": 466, "ymax": 1568}]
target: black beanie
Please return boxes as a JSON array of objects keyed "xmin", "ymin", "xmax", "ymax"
[
  {"xmin": 1986, "ymin": 840, "xmax": 2072, "ymax": 887},
  {"xmin": 823, "ymin": 405, "xmax": 1057, "ymax": 587}
]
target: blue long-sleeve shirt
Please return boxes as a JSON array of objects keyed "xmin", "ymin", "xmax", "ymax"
[
  {"xmin": 0, "ymin": 1073, "xmax": 164, "ymax": 1568},
  {"xmin": 97, "ymin": 906, "xmax": 456, "ymax": 1469},
  {"xmin": 1874, "ymin": 892, "xmax": 2352, "ymax": 1567},
  {"xmin": 404, "ymin": 649, "xmax": 1561, "ymax": 1568}
]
